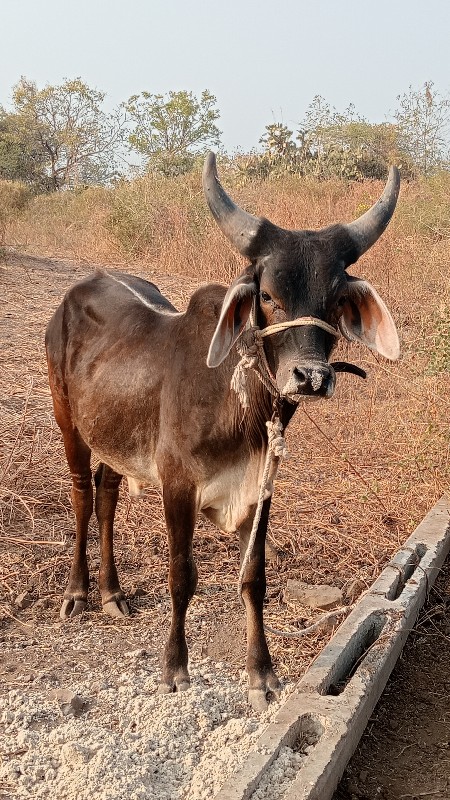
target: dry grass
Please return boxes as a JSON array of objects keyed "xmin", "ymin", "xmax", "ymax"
[{"xmin": 1, "ymin": 170, "xmax": 449, "ymax": 680}]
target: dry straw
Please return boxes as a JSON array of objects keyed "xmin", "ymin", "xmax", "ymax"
[{"xmin": 1, "ymin": 172, "xmax": 449, "ymax": 678}]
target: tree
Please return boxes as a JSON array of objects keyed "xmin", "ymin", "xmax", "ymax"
[
  {"xmin": 0, "ymin": 77, "xmax": 125, "ymax": 191},
  {"xmin": 254, "ymin": 96, "xmax": 406, "ymax": 181},
  {"xmin": 258, "ymin": 123, "xmax": 299, "ymax": 174},
  {"xmin": 260, "ymin": 123, "xmax": 297, "ymax": 160},
  {"xmin": 298, "ymin": 96, "xmax": 403, "ymax": 179},
  {"xmin": 0, "ymin": 108, "xmax": 48, "ymax": 187},
  {"xmin": 392, "ymin": 81, "xmax": 450, "ymax": 176},
  {"xmin": 125, "ymin": 90, "xmax": 221, "ymax": 176}
]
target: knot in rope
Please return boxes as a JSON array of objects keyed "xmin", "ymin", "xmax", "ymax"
[
  {"xmin": 267, "ymin": 416, "xmax": 286, "ymax": 459},
  {"xmin": 231, "ymin": 328, "xmax": 278, "ymax": 408}
]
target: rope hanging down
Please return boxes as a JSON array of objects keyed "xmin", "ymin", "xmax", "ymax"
[
  {"xmin": 233, "ymin": 312, "xmax": 365, "ymax": 639},
  {"xmin": 238, "ymin": 415, "xmax": 286, "ymax": 599},
  {"xmin": 236, "ymin": 314, "xmax": 340, "ymax": 602}
]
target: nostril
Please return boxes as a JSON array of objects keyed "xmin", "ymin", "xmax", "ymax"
[
  {"xmin": 293, "ymin": 368, "xmax": 308, "ymax": 386},
  {"xmin": 322, "ymin": 373, "xmax": 332, "ymax": 391},
  {"xmin": 292, "ymin": 365, "xmax": 334, "ymax": 394}
]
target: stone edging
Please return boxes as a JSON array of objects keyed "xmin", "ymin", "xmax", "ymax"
[{"xmin": 215, "ymin": 495, "xmax": 450, "ymax": 800}]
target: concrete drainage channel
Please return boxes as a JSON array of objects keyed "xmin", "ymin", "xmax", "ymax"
[{"xmin": 215, "ymin": 495, "xmax": 450, "ymax": 800}]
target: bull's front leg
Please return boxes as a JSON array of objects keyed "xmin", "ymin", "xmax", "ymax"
[
  {"xmin": 239, "ymin": 497, "xmax": 281, "ymax": 712},
  {"xmin": 158, "ymin": 483, "xmax": 198, "ymax": 694}
]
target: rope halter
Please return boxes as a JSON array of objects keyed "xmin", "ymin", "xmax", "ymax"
[
  {"xmin": 232, "ymin": 311, "xmax": 367, "ymax": 602},
  {"xmin": 258, "ymin": 316, "xmax": 340, "ymax": 340},
  {"xmin": 231, "ymin": 314, "xmax": 340, "ymax": 409}
]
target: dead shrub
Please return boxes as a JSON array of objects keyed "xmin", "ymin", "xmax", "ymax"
[{"xmin": 0, "ymin": 180, "xmax": 32, "ymax": 244}]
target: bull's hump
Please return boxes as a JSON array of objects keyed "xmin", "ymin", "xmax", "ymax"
[{"xmin": 102, "ymin": 270, "xmax": 179, "ymax": 316}]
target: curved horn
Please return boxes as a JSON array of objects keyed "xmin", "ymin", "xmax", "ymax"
[
  {"xmin": 346, "ymin": 166, "xmax": 400, "ymax": 257},
  {"xmin": 202, "ymin": 152, "xmax": 263, "ymax": 257}
]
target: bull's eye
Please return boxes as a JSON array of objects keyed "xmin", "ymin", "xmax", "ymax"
[
  {"xmin": 337, "ymin": 295, "xmax": 348, "ymax": 308},
  {"xmin": 260, "ymin": 291, "xmax": 272, "ymax": 303}
]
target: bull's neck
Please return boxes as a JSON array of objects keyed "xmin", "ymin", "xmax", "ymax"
[{"xmin": 231, "ymin": 370, "xmax": 283, "ymax": 452}]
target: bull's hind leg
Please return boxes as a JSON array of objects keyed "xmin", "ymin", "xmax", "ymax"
[
  {"xmin": 239, "ymin": 497, "xmax": 281, "ymax": 711},
  {"xmin": 158, "ymin": 484, "xmax": 198, "ymax": 694},
  {"xmin": 94, "ymin": 464, "xmax": 129, "ymax": 618},
  {"xmin": 54, "ymin": 410, "xmax": 93, "ymax": 620}
]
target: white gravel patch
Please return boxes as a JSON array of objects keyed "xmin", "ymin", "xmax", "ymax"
[
  {"xmin": 0, "ymin": 652, "xmax": 293, "ymax": 800},
  {"xmin": 249, "ymin": 745, "xmax": 310, "ymax": 799}
]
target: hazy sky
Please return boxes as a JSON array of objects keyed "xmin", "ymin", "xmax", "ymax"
[{"xmin": 1, "ymin": 0, "xmax": 448, "ymax": 153}]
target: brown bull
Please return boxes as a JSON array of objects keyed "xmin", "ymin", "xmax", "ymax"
[{"xmin": 45, "ymin": 153, "xmax": 400, "ymax": 710}]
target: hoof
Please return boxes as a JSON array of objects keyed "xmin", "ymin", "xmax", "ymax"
[
  {"xmin": 248, "ymin": 688, "xmax": 270, "ymax": 712},
  {"xmin": 156, "ymin": 682, "xmax": 173, "ymax": 695},
  {"xmin": 248, "ymin": 679, "xmax": 281, "ymax": 712},
  {"xmin": 156, "ymin": 677, "xmax": 190, "ymax": 695},
  {"xmin": 60, "ymin": 597, "xmax": 87, "ymax": 620},
  {"xmin": 102, "ymin": 598, "xmax": 130, "ymax": 619}
]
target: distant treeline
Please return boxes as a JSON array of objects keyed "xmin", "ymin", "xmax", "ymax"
[{"xmin": 0, "ymin": 77, "xmax": 449, "ymax": 193}]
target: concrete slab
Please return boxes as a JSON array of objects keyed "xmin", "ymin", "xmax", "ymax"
[{"xmin": 215, "ymin": 495, "xmax": 450, "ymax": 800}]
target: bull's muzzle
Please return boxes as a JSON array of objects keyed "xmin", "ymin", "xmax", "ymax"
[{"xmin": 280, "ymin": 361, "xmax": 336, "ymax": 400}]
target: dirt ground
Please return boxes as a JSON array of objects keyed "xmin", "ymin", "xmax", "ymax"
[{"xmin": 1, "ymin": 250, "xmax": 449, "ymax": 798}]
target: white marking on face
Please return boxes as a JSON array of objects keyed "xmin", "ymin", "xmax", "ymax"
[{"xmin": 310, "ymin": 369, "xmax": 323, "ymax": 391}]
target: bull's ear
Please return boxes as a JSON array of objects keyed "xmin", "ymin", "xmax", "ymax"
[
  {"xmin": 340, "ymin": 276, "xmax": 400, "ymax": 360},
  {"xmin": 207, "ymin": 275, "xmax": 256, "ymax": 367}
]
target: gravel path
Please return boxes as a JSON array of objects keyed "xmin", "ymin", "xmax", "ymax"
[{"xmin": 1, "ymin": 641, "xmax": 293, "ymax": 800}]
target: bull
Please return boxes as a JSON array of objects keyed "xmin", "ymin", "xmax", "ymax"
[{"xmin": 45, "ymin": 153, "xmax": 400, "ymax": 710}]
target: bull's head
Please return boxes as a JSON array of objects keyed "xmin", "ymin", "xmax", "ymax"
[{"xmin": 204, "ymin": 152, "xmax": 400, "ymax": 401}]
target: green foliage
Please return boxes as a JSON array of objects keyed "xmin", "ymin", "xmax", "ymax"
[
  {"xmin": 249, "ymin": 97, "xmax": 404, "ymax": 181},
  {"xmin": 0, "ymin": 77, "xmax": 125, "ymax": 192},
  {"xmin": 308, "ymin": 119, "xmax": 404, "ymax": 180},
  {"xmin": 0, "ymin": 109, "xmax": 47, "ymax": 186},
  {"xmin": 0, "ymin": 179, "xmax": 32, "ymax": 243},
  {"xmin": 125, "ymin": 90, "xmax": 221, "ymax": 176},
  {"xmin": 393, "ymin": 81, "xmax": 450, "ymax": 177},
  {"xmin": 248, "ymin": 86, "xmax": 450, "ymax": 182},
  {"xmin": 299, "ymin": 95, "xmax": 368, "ymax": 176},
  {"xmin": 259, "ymin": 123, "xmax": 298, "ymax": 162},
  {"xmin": 2, "ymin": 75, "xmax": 448, "ymax": 189}
]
